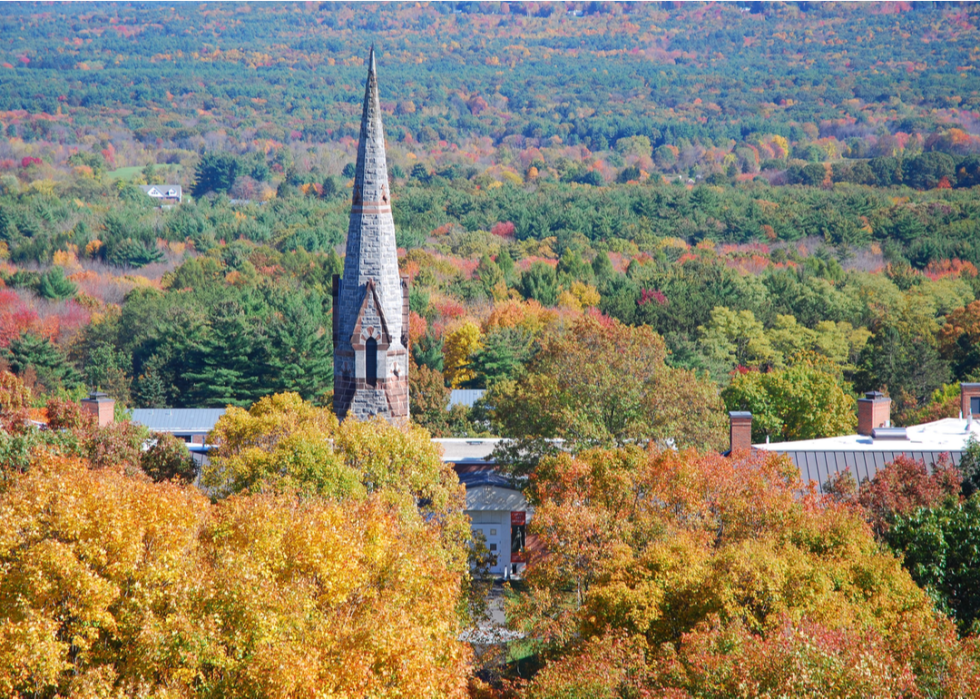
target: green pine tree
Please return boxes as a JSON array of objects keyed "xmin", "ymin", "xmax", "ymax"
[
  {"xmin": 133, "ymin": 354, "xmax": 170, "ymax": 408},
  {"xmin": 265, "ymin": 291, "xmax": 333, "ymax": 403},
  {"xmin": 6, "ymin": 333, "xmax": 82, "ymax": 392},
  {"xmin": 37, "ymin": 267, "xmax": 77, "ymax": 301}
]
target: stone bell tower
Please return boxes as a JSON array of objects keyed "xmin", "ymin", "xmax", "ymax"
[{"xmin": 333, "ymin": 47, "xmax": 410, "ymax": 425}]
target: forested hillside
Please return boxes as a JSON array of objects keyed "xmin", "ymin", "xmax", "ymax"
[{"xmin": 0, "ymin": 1, "xmax": 979, "ymax": 436}]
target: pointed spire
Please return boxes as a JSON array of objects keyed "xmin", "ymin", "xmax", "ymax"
[
  {"xmin": 351, "ymin": 46, "xmax": 388, "ymax": 209},
  {"xmin": 334, "ymin": 46, "xmax": 408, "ymax": 425}
]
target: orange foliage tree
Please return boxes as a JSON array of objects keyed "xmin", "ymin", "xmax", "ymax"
[{"xmin": 504, "ymin": 446, "xmax": 980, "ymax": 697}]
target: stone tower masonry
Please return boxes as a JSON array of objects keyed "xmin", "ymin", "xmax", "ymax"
[{"xmin": 333, "ymin": 47, "xmax": 410, "ymax": 425}]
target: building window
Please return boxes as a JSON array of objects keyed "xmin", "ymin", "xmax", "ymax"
[
  {"xmin": 490, "ymin": 529, "xmax": 497, "ymax": 536},
  {"xmin": 366, "ymin": 337, "xmax": 378, "ymax": 387},
  {"xmin": 972, "ymin": 396, "xmax": 980, "ymax": 416}
]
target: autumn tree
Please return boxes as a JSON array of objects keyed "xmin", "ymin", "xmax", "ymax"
[
  {"xmin": 484, "ymin": 313, "xmax": 726, "ymax": 474},
  {"xmin": 722, "ymin": 354, "xmax": 858, "ymax": 443},
  {"xmin": 140, "ymin": 432, "xmax": 198, "ymax": 483},
  {"xmin": 202, "ymin": 392, "xmax": 470, "ymax": 557},
  {"xmin": 0, "ymin": 453, "xmax": 472, "ymax": 697},
  {"xmin": 938, "ymin": 300, "xmax": 980, "ymax": 379},
  {"xmin": 443, "ymin": 320, "xmax": 482, "ymax": 388},
  {"xmin": 853, "ymin": 454, "xmax": 963, "ymax": 538},
  {"xmin": 506, "ymin": 446, "xmax": 980, "ymax": 697}
]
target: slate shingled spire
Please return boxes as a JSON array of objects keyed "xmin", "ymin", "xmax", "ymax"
[{"xmin": 333, "ymin": 47, "xmax": 410, "ymax": 425}]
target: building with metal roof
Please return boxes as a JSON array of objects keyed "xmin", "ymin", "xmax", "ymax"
[
  {"xmin": 449, "ymin": 389, "xmax": 485, "ymax": 409},
  {"xmin": 743, "ymin": 384, "xmax": 980, "ymax": 492},
  {"xmin": 130, "ymin": 408, "xmax": 225, "ymax": 444},
  {"xmin": 432, "ymin": 438, "xmax": 532, "ymax": 577},
  {"xmin": 754, "ymin": 417, "xmax": 978, "ymax": 491}
]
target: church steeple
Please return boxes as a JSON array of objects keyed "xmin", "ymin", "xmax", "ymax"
[
  {"xmin": 333, "ymin": 48, "xmax": 410, "ymax": 425},
  {"xmin": 352, "ymin": 46, "xmax": 390, "ymax": 211}
]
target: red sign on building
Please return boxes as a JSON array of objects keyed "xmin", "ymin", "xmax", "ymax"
[{"xmin": 511, "ymin": 511, "xmax": 526, "ymax": 526}]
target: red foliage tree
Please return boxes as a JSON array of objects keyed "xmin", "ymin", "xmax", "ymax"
[{"xmin": 857, "ymin": 454, "xmax": 962, "ymax": 536}]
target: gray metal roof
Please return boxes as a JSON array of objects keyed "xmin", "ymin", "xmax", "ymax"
[
  {"xmin": 770, "ymin": 449, "xmax": 963, "ymax": 492},
  {"xmin": 131, "ymin": 409, "xmax": 226, "ymax": 434},
  {"xmin": 458, "ymin": 470, "xmax": 514, "ymax": 490},
  {"xmin": 449, "ymin": 389, "xmax": 485, "ymax": 409},
  {"xmin": 465, "ymin": 484, "xmax": 528, "ymax": 512},
  {"xmin": 755, "ymin": 417, "xmax": 979, "ymax": 492}
]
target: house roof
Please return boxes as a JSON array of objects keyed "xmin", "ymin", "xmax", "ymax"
[
  {"xmin": 459, "ymin": 471, "xmax": 527, "ymax": 511},
  {"xmin": 131, "ymin": 408, "xmax": 225, "ymax": 434},
  {"xmin": 434, "ymin": 438, "xmax": 500, "ymax": 464},
  {"xmin": 138, "ymin": 184, "xmax": 182, "ymax": 198},
  {"xmin": 449, "ymin": 389, "xmax": 485, "ymax": 409},
  {"xmin": 754, "ymin": 417, "xmax": 978, "ymax": 490},
  {"xmin": 457, "ymin": 469, "xmax": 514, "ymax": 490}
]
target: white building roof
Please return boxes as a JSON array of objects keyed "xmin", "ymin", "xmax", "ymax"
[
  {"xmin": 138, "ymin": 184, "xmax": 182, "ymax": 198},
  {"xmin": 754, "ymin": 418, "xmax": 978, "ymax": 490},
  {"xmin": 434, "ymin": 438, "xmax": 500, "ymax": 464}
]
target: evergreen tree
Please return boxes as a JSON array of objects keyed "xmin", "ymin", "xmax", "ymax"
[
  {"xmin": 6, "ymin": 334, "xmax": 82, "ymax": 392},
  {"xmin": 468, "ymin": 328, "xmax": 532, "ymax": 387},
  {"xmin": 192, "ymin": 152, "xmax": 242, "ymax": 197},
  {"xmin": 496, "ymin": 248, "xmax": 516, "ymax": 285},
  {"xmin": 83, "ymin": 344, "xmax": 132, "ymax": 406},
  {"xmin": 476, "ymin": 254, "xmax": 504, "ymax": 299},
  {"xmin": 413, "ymin": 332, "xmax": 444, "ymax": 372},
  {"xmin": 180, "ymin": 298, "xmax": 268, "ymax": 407},
  {"xmin": 37, "ymin": 267, "xmax": 77, "ymax": 301},
  {"xmin": 592, "ymin": 251, "xmax": 615, "ymax": 285},
  {"xmin": 520, "ymin": 262, "xmax": 559, "ymax": 306},
  {"xmin": 410, "ymin": 163, "xmax": 431, "ymax": 183},
  {"xmin": 133, "ymin": 354, "xmax": 170, "ymax": 408},
  {"xmin": 265, "ymin": 291, "xmax": 333, "ymax": 403}
]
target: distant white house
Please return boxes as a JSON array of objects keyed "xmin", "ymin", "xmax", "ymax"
[{"xmin": 138, "ymin": 184, "xmax": 182, "ymax": 203}]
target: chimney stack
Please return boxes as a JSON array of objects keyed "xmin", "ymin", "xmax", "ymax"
[
  {"xmin": 857, "ymin": 391, "xmax": 890, "ymax": 436},
  {"xmin": 961, "ymin": 383, "xmax": 980, "ymax": 420},
  {"xmin": 729, "ymin": 411, "xmax": 753, "ymax": 453},
  {"xmin": 81, "ymin": 392, "xmax": 114, "ymax": 427}
]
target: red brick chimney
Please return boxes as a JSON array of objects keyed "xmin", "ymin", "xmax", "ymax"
[
  {"xmin": 962, "ymin": 383, "xmax": 980, "ymax": 419},
  {"xmin": 81, "ymin": 392, "xmax": 115, "ymax": 427},
  {"xmin": 729, "ymin": 411, "xmax": 753, "ymax": 453},
  {"xmin": 857, "ymin": 391, "xmax": 890, "ymax": 436}
]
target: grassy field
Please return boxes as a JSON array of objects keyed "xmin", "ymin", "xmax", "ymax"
[{"xmin": 107, "ymin": 165, "xmax": 183, "ymax": 181}]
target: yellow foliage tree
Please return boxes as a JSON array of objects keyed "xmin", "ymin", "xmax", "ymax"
[
  {"xmin": 443, "ymin": 321, "xmax": 482, "ymax": 388},
  {"xmin": 0, "ymin": 417, "xmax": 472, "ymax": 696}
]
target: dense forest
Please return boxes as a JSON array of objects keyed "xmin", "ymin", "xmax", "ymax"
[{"xmin": 0, "ymin": 2, "xmax": 979, "ymax": 434}]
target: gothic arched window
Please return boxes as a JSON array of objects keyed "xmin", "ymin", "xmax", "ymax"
[{"xmin": 366, "ymin": 337, "xmax": 378, "ymax": 387}]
